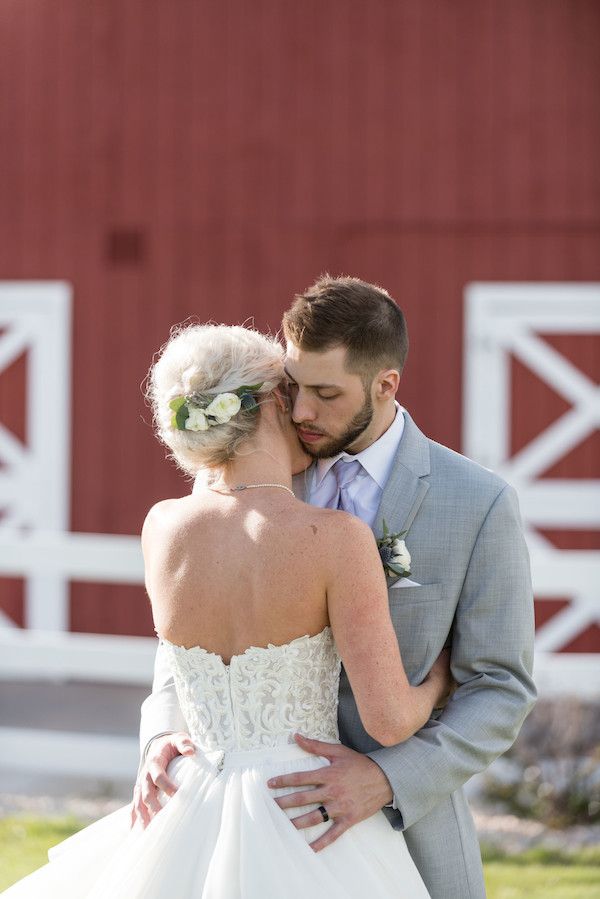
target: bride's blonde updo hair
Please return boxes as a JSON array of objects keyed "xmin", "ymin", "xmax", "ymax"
[{"xmin": 147, "ymin": 323, "xmax": 285, "ymax": 475}]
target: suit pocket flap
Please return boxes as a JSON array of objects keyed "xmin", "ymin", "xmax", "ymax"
[{"xmin": 388, "ymin": 582, "xmax": 444, "ymax": 606}]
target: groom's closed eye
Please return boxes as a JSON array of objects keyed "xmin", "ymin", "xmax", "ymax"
[{"xmin": 286, "ymin": 381, "xmax": 339, "ymax": 400}]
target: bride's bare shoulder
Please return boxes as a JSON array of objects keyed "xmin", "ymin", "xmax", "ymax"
[
  {"xmin": 141, "ymin": 496, "xmax": 193, "ymax": 543},
  {"xmin": 296, "ymin": 502, "xmax": 376, "ymax": 551}
]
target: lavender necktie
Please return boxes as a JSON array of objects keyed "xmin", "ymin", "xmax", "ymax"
[{"xmin": 328, "ymin": 458, "xmax": 362, "ymax": 515}]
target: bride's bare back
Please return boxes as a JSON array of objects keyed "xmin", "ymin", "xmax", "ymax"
[
  {"xmin": 143, "ymin": 482, "xmax": 449, "ymax": 750},
  {"xmin": 144, "ymin": 481, "xmax": 448, "ymax": 747},
  {"xmin": 143, "ymin": 488, "xmax": 336, "ymax": 663}
]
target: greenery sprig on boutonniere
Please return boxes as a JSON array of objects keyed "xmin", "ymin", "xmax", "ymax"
[
  {"xmin": 376, "ymin": 519, "xmax": 412, "ymax": 579},
  {"xmin": 169, "ymin": 383, "xmax": 263, "ymax": 432}
]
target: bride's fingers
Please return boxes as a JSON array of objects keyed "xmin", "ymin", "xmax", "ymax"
[
  {"xmin": 133, "ymin": 786, "xmax": 152, "ymax": 829},
  {"xmin": 173, "ymin": 735, "xmax": 195, "ymax": 756},
  {"xmin": 273, "ymin": 789, "xmax": 323, "ymax": 810},
  {"xmin": 147, "ymin": 759, "xmax": 178, "ymax": 795},
  {"xmin": 141, "ymin": 774, "xmax": 164, "ymax": 815},
  {"xmin": 310, "ymin": 820, "xmax": 347, "ymax": 852},
  {"xmin": 151, "ymin": 769, "xmax": 178, "ymax": 798}
]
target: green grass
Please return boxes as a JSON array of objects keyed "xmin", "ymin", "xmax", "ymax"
[
  {"xmin": 482, "ymin": 846, "xmax": 600, "ymax": 899},
  {"xmin": 0, "ymin": 815, "xmax": 83, "ymax": 891},
  {"xmin": 1, "ymin": 816, "xmax": 600, "ymax": 895},
  {"xmin": 482, "ymin": 846, "xmax": 600, "ymax": 898},
  {"xmin": 484, "ymin": 855, "xmax": 600, "ymax": 899}
]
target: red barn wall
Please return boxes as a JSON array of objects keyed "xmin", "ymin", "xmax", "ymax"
[{"xmin": 0, "ymin": 0, "xmax": 598, "ymax": 637}]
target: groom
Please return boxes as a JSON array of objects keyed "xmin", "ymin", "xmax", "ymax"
[{"xmin": 135, "ymin": 276, "xmax": 536, "ymax": 898}]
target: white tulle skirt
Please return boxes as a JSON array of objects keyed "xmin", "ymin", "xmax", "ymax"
[{"xmin": 2, "ymin": 744, "xmax": 430, "ymax": 898}]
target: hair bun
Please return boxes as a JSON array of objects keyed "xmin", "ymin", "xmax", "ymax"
[{"xmin": 147, "ymin": 323, "xmax": 284, "ymax": 474}]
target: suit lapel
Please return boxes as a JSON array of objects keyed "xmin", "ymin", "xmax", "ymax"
[
  {"xmin": 373, "ymin": 411, "xmax": 431, "ymax": 585},
  {"xmin": 375, "ymin": 471, "xmax": 429, "ymax": 542}
]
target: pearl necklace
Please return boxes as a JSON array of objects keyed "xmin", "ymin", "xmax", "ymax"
[{"xmin": 230, "ymin": 483, "xmax": 295, "ymax": 497}]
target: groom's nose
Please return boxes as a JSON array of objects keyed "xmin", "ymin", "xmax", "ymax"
[{"xmin": 291, "ymin": 390, "xmax": 317, "ymax": 424}]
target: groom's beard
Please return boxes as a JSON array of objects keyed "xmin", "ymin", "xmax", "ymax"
[{"xmin": 299, "ymin": 394, "xmax": 374, "ymax": 459}]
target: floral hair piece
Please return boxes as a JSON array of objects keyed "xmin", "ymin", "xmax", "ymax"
[{"xmin": 169, "ymin": 383, "xmax": 263, "ymax": 432}]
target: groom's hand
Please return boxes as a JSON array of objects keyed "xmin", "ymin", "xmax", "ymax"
[
  {"xmin": 130, "ymin": 732, "xmax": 195, "ymax": 830},
  {"xmin": 267, "ymin": 734, "xmax": 393, "ymax": 852}
]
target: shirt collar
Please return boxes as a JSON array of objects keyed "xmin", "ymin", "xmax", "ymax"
[{"xmin": 314, "ymin": 403, "xmax": 406, "ymax": 489}]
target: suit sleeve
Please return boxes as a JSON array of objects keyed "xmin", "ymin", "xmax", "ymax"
[
  {"xmin": 138, "ymin": 640, "xmax": 189, "ymax": 765},
  {"xmin": 366, "ymin": 483, "xmax": 537, "ymax": 829}
]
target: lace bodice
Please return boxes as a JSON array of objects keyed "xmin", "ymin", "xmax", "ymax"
[{"xmin": 160, "ymin": 626, "xmax": 341, "ymax": 753}]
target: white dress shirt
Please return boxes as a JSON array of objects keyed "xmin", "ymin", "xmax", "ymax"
[{"xmin": 308, "ymin": 403, "xmax": 405, "ymax": 529}]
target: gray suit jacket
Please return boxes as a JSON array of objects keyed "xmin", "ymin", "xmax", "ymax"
[{"xmin": 139, "ymin": 410, "xmax": 536, "ymax": 899}]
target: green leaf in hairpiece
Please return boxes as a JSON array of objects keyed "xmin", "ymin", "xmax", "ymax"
[
  {"xmin": 235, "ymin": 383, "xmax": 263, "ymax": 395},
  {"xmin": 177, "ymin": 405, "xmax": 190, "ymax": 429},
  {"xmin": 170, "ymin": 399, "xmax": 190, "ymax": 430},
  {"xmin": 240, "ymin": 392, "xmax": 259, "ymax": 412}
]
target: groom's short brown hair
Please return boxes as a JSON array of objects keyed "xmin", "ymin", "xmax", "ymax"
[{"xmin": 282, "ymin": 275, "xmax": 408, "ymax": 378}]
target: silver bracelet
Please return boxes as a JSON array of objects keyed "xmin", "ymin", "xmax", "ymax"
[{"xmin": 142, "ymin": 731, "xmax": 177, "ymax": 763}]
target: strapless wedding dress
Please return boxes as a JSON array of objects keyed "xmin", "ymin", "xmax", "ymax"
[{"xmin": 2, "ymin": 626, "xmax": 430, "ymax": 897}]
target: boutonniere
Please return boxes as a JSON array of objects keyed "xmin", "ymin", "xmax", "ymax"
[{"xmin": 377, "ymin": 519, "xmax": 412, "ymax": 579}]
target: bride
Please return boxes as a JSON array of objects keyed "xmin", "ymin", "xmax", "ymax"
[{"xmin": 2, "ymin": 323, "xmax": 450, "ymax": 898}]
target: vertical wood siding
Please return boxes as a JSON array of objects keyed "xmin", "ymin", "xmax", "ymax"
[{"xmin": 0, "ymin": 0, "xmax": 598, "ymax": 637}]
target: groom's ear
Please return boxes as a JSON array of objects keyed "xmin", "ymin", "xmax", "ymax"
[
  {"xmin": 272, "ymin": 384, "xmax": 290, "ymax": 413},
  {"xmin": 375, "ymin": 368, "xmax": 401, "ymax": 400}
]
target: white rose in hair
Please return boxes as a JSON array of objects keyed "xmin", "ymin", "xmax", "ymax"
[
  {"xmin": 205, "ymin": 393, "xmax": 242, "ymax": 424},
  {"xmin": 185, "ymin": 407, "xmax": 210, "ymax": 431},
  {"xmin": 391, "ymin": 538, "xmax": 411, "ymax": 571}
]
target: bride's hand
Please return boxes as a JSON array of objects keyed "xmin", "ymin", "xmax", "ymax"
[
  {"xmin": 424, "ymin": 647, "xmax": 455, "ymax": 710},
  {"xmin": 130, "ymin": 732, "xmax": 195, "ymax": 830}
]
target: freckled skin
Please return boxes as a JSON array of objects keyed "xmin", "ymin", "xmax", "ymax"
[{"xmin": 145, "ymin": 493, "xmax": 340, "ymax": 661}]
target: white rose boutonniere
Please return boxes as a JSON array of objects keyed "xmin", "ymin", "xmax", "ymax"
[{"xmin": 376, "ymin": 519, "xmax": 412, "ymax": 579}]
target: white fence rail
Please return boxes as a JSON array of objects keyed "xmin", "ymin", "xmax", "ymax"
[
  {"xmin": 1, "ymin": 531, "xmax": 599, "ymax": 694},
  {"xmin": 0, "ymin": 530, "xmax": 143, "ymax": 583},
  {"xmin": 0, "ymin": 727, "xmax": 139, "ymax": 780},
  {"xmin": 0, "ymin": 628, "xmax": 154, "ymax": 685}
]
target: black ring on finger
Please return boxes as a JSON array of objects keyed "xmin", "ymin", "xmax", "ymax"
[{"xmin": 317, "ymin": 804, "xmax": 329, "ymax": 822}]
